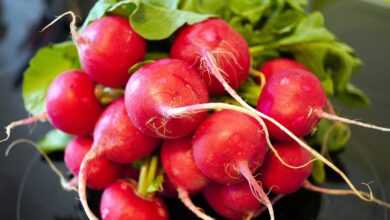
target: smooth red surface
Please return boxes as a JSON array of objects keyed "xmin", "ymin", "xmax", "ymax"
[
  {"xmin": 64, "ymin": 136, "xmax": 92, "ymax": 175},
  {"xmin": 100, "ymin": 180, "xmax": 169, "ymax": 220},
  {"xmin": 261, "ymin": 142, "xmax": 313, "ymax": 194},
  {"xmin": 257, "ymin": 68, "xmax": 327, "ymax": 141},
  {"xmin": 86, "ymin": 155, "xmax": 122, "ymax": 190},
  {"xmin": 46, "ymin": 70, "xmax": 102, "ymax": 135},
  {"xmin": 203, "ymin": 182, "xmax": 261, "ymax": 220},
  {"xmin": 124, "ymin": 59, "xmax": 209, "ymax": 139},
  {"xmin": 192, "ymin": 110, "xmax": 266, "ymax": 184},
  {"xmin": 78, "ymin": 16, "xmax": 146, "ymax": 87},
  {"xmin": 203, "ymin": 184, "xmax": 242, "ymax": 220},
  {"xmin": 94, "ymin": 99, "xmax": 159, "ymax": 163},
  {"xmin": 64, "ymin": 136, "xmax": 121, "ymax": 190},
  {"xmin": 261, "ymin": 58, "xmax": 309, "ymax": 79},
  {"xmin": 161, "ymin": 138, "xmax": 209, "ymax": 193},
  {"xmin": 171, "ymin": 18, "xmax": 250, "ymax": 95}
]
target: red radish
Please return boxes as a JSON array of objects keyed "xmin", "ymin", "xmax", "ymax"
[
  {"xmin": 203, "ymin": 182, "xmax": 261, "ymax": 220},
  {"xmin": 257, "ymin": 68, "xmax": 327, "ymax": 141},
  {"xmin": 124, "ymin": 59, "xmax": 209, "ymax": 139},
  {"xmin": 171, "ymin": 18, "xmax": 250, "ymax": 95},
  {"xmin": 78, "ymin": 16, "xmax": 146, "ymax": 87},
  {"xmin": 261, "ymin": 58, "xmax": 309, "ymax": 78},
  {"xmin": 192, "ymin": 110, "xmax": 266, "ymax": 184},
  {"xmin": 161, "ymin": 138, "xmax": 209, "ymax": 193},
  {"xmin": 46, "ymin": 70, "xmax": 102, "ymax": 135},
  {"xmin": 100, "ymin": 180, "xmax": 169, "ymax": 220},
  {"xmin": 192, "ymin": 110, "xmax": 274, "ymax": 220},
  {"xmin": 93, "ymin": 98, "xmax": 159, "ymax": 163},
  {"xmin": 261, "ymin": 142, "xmax": 313, "ymax": 194},
  {"xmin": 64, "ymin": 136, "xmax": 122, "ymax": 190},
  {"xmin": 161, "ymin": 138, "xmax": 212, "ymax": 220}
]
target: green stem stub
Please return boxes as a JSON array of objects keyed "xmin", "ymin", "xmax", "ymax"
[{"xmin": 137, "ymin": 156, "xmax": 164, "ymax": 198}]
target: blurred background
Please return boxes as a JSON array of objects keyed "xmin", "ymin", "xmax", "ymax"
[{"xmin": 0, "ymin": 0, "xmax": 390, "ymax": 219}]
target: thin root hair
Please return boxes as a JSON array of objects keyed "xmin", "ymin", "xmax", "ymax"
[
  {"xmin": 177, "ymin": 187, "xmax": 215, "ymax": 220},
  {"xmin": 5, "ymin": 139, "xmax": 76, "ymax": 192}
]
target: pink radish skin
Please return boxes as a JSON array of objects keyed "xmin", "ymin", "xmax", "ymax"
[
  {"xmin": 100, "ymin": 180, "xmax": 169, "ymax": 220},
  {"xmin": 257, "ymin": 68, "xmax": 327, "ymax": 141},
  {"xmin": 203, "ymin": 182, "xmax": 261, "ymax": 220},
  {"xmin": 261, "ymin": 142, "xmax": 313, "ymax": 194},
  {"xmin": 171, "ymin": 18, "xmax": 250, "ymax": 95},
  {"xmin": 78, "ymin": 16, "xmax": 146, "ymax": 87},
  {"xmin": 46, "ymin": 70, "xmax": 102, "ymax": 135},
  {"xmin": 192, "ymin": 110, "xmax": 266, "ymax": 184},
  {"xmin": 64, "ymin": 136, "xmax": 122, "ymax": 190},
  {"xmin": 124, "ymin": 59, "xmax": 209, "ymax": 139},
  {"xmin": 261, "ymin": 58, "xmax": 309, "ymax": 78},
  {"xmin": 161, "ymin": 138, "xmax": 209, "ymax": 193},
  {"xmin": 93, "ymin": 99, "xmax": 159, "ymax": 163},
  {"xmin": 203, "ymin": 185, "xmax": 242, "ymax": 220}
]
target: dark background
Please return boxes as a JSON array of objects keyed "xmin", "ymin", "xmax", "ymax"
[{"xmin": 0, "ymin": 0, "xmax": 390, "ymax": 219}]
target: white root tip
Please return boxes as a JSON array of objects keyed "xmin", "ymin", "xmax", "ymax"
[
  {"xmin": 239, "ymin": 161, "xmax": 275, "ymax": 220},
  {"xmin": 5, "ymin": 138, "xmax": 77, "ymax": 192},
  {"xmin": 318, "ymin": 111, "xmax": 390, "ymax": 132},
  {"xmin": 303, "ymin": 180, "xmax": 390, "ymax": 208},
  {"xmin": 177, "ymin": 187, "xmax": 215, "ymax": 220},
  {"xmin": 41, "ymin": 11, "xmax": 79, "ymax": 41},
  {"xmin": 78, "ymin": 148, "xmax": 99, "ymax": 220},
  {"xmin": 0, "ymin": 113, "xmax": 48, "ymax": 143}
]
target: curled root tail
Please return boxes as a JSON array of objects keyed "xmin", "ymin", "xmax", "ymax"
[
  {"xmin": 0, "ymin": 112, "xmax": 48, "ymax": 143},
  {"xmin": 5, "ymin": 138, "xmax": 76, "ymax": 192},
  {"xmin": 41, "ymin": 11, "xmax": 80, "ymax": 42},
  {"xmin": 303, "ymin": 180, "xmax": 390, "ymax": 208},
  {"xmin": 78, "ymin": 148, "xmax": 99, "ymax": 220},
  {"xmin": 317, "ymin": 110, "xmax": 390, "ymax": 132},
  {"xmin": 239, "ymin": 161, "xmax": 275, "ymax": 220},
  {"xmin": 177, "ymin": 187, "xmax": 215, "ymax": 220}
]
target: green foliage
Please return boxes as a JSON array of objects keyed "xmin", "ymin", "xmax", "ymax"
[
  {"xmin": 22, "ymin": 42, "xmax": 79, "ymax": 115},
  {"xmin": 37, "ymin": 129, "xmax": 72, "ymax": 154}
]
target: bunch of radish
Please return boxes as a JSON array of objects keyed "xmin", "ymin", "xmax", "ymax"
[{"xmin": 3, "ymin": 3, "xmax": 390, "ymax": 220}]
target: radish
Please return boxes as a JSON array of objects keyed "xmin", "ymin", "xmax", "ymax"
[
  {"xmin": 170, "ymin": 18, "xmax": 250, "ymax": 95},
  {"xmin": 93, "ymin": 98, "xmax": 159, "ymax": 163},
  {"xmin": 64, "ymin": 136, "xmax": 122, "ymax": 190},
  {"xmin": 192, "ymin": 110, "xmax": 274, "ymax": 220},
  {"xmin": 261, "ymin": 142, "xmax": 313, "ymax": 194},
  {"xmin": 43, "ymin": 12, "xmax": 146, "ymax": 87},
  {"xmin": 161, "ymin": 138, "xmax": 212, "ymax": 220},
  {"xmin": 100, "ymin": 180, "xmax": 169, "ymax": 220},
  {"xmin": 124, "ymin": 58, "xmax": 209, "ymax": 139},
  {"xmin": 203, "ymin": 182, "xmax": 261, "ymax": 220},
  {"xmin": 260, "ymin": 58, "xmax": 309, "ymax": 79},
  {"xmin": 46, "ymin": 70, "xmax": 103, "ymax": 135}
]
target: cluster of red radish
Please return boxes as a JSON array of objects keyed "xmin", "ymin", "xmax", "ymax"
[{"xmin": 8, "ymin": 13, "xmax": 390, "ymax": 220}]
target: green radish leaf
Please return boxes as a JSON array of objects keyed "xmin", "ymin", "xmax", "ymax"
[
  {"xmin": 228, "ymin": 0, "xmax": 272, "ymax": 24},
  {"xmin": 37, "ymin": 129, "xmax": 72, "ymax": 154},
  {"xmin": 311, "ymin": 120, "xmax": 351, "ymax": 153},
  {"xmin": 237, "ymin": 78, "xmax": 262, "ymax": 106},
  {"xmin": 146, "ymin": 171, "xmax": 164, "ymax": 193},
  {"xmin": 337, "ymin": 83, "xmax": 370, "ymax": 107},
  {"xmin": 130, "ymin": 2, "xmax": 211, "ymax": 40},
  {"xmin": 311, "ymin": 160, "xmax": 326, "ymax": 184},
  {"xmin": 144, "ymin": 51, "xmax": 169, "ymax": 60},
  {"xmin": 128, "ymin": 60, "xmax": 154, "ymax": 74},
  {"xmin": 22, "ymin": 42, "xmax": 79, "ymax": 115},
  {"xmin": 179, "ymin": 0, "xmax": 226, "ymax": 16},
  {"xmin": 144, "ymin": 0, "xmax": 179, "ymax": 9}
]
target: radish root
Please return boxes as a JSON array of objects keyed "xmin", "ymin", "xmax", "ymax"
[
  {"xmin": 5, "ymin": 138, "xmax": 76, "ymax": 192},
  {"xmin": 239, "ymin": 161, "xmax": 274, "ymax": 220},
  {"xmin": 199, "ymin": 50, "xmax": 378, "ymax": 204},
  {"xmin": 0, "ymin": 112, "xmax": 48, "ymax": 143},
  {"xmin": 177, "ymin": 187, "xmax": 215, "ymax": 220},
  {"xmin": 41, "ymin": 11, "xmax": 80, "ymax": 41},
  {"xmin": 303, "ymin": 180, "xmax": 390, "ymax": 208},
  {"xmin": 316, "ymin": 110, "xmax": 390, "ymax": 132},
  {"xmin": 78, "ymin": 148, "xmax": 99, "ymax": 220}
]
